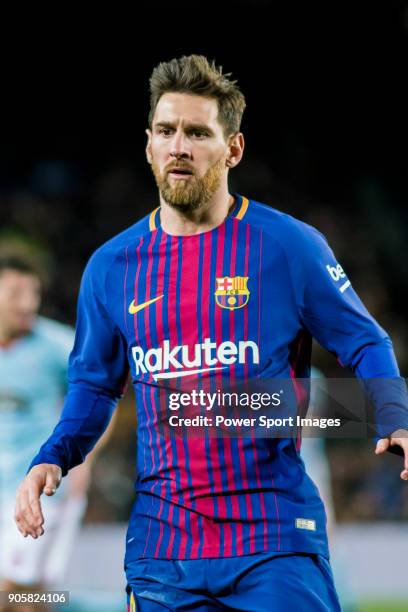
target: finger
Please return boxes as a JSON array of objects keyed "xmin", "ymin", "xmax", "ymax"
[
  {"xmin": 387, "ymin": 436, "xmax": 408, "ymax": 480},
  {"xmin": 389, "ymin": 437, "xmax": 408, "ymax": 471},
  {"xmin": 23, "ymin": 475, "xmax": 45, "ymax": 533},
  {"xmin": 43, "ymin": 469, "xmax": 60, "ymax": 496},
  {"xmin": 15, "ymin": 491, "xmax": 39, "ymax": 538},
  {"xmin": 15, "ymin": 488, "xmax": 33, "ymax": 537},
  {"xmin": 15, "ymin": 515, "xmax": 30, "ymax": 537},
  {"xmin": 20, "ymin": 498, "xmax": 40, "ymax": 537},
  {"xmin": 375, "ymin": 438, "xmax": 389, "ymax": 454},
  {"xmin": 15, "ymin": 490, "xmax": 28, "ymax": 536},
  {"xmin": 17, "ymin": 514, "xmax": 37, "ymax": 538},
  {"xmin": 27, "ymin": 481, "xmax": 44, "ymax": 528},
  {"xmin": 15, "ymin": 504, "xmax": 30, "ymax": 537},
  {"xmin": 399, "ymin": 453, "xmax": 408, "ymax": 479},
  {"xmin": 20, "ymin": 483, "xmax": 44, "ymax": 537}
]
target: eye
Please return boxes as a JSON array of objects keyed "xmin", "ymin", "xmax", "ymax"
[
  {"xmin": 192, "ymin": 130, "xmax": 208, "ymax": 138},
  {"xmin": 158, "ymin": 128, "xmax": 173, "ymax": 137}
]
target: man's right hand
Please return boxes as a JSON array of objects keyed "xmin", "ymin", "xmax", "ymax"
[{"xmin": 15, "ymin": 464, "xmax": 62, "ymax": 539}]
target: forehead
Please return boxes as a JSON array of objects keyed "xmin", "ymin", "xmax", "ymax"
[
  {"xmin": 153, "ymin": 93, "xmax": 221, "ymax": 129},
  {"xmin": 0, "ymin": 269, "xmax": 39, "ymax": 289}
]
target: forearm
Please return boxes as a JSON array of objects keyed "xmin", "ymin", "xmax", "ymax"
[
  {"xmin": 28, "ymin": 384, "xmax": 118, "ymax": 476},
  {"xmin": 352, "ymin": 337, "xmax": 408, "ymax": 442}
]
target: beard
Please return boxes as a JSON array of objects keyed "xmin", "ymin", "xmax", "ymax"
[{"xmin": 150, "ymin": 155, "xmax": 226, "ymax": 212}]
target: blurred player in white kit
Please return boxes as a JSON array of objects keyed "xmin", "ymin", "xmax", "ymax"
[{"xmin": 0, "ymin": 251, "xmax": 90, "ymax": 609}]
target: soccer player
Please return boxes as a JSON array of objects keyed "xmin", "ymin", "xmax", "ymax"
[
  {"xmin": 0, "ymin": 253, "xmax": 90, "ymax": 610},
  {"xmin": 15, "ymin": 56, "xmax": 408, "ymax": 611}
]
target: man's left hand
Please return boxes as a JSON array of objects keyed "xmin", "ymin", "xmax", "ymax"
[{"xmin": 375, "ymin": 428, "xmax": 408, "ymax": 480}]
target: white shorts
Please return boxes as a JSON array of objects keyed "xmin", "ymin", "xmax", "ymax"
[{"xmin": 0, "ymin": 491, "xmax": 87, "ymax": 587}]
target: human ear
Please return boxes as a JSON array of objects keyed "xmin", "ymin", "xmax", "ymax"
[
  {"xmin": 145, "ymin": 128, "xmax": 153, "ymax": 164},
  {"xmin": 226, "ymin": 132, "xmax": 245, "ymax": 168}
]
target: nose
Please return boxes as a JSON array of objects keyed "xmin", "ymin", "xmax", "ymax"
[
  {"xmin": 170, "ymin": 129, "xmax": 191, "ymax": 160},
  {"xmin": 17, "ymin": 289, "xmax": 40, "ymax": 316}
]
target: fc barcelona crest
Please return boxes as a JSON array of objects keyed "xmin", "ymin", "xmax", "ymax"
[{"xmin": 215, "ymin": 276, "xmax": 250, "ymax": 310}]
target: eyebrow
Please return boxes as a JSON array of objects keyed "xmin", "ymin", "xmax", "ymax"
[{"xmin": 154, "ymin": 121, "xmax": 215, "ymax": 135}]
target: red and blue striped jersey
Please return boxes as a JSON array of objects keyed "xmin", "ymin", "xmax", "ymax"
[{"xmin": 30, "ymin": 194, "xmax": 408, "ymax": 561}]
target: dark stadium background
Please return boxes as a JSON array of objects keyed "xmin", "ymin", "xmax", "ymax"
[{"xmin": 1, "ymin": 0, "xmax": 407, "ymax": 591}]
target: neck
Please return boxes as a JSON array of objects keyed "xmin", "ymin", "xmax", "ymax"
[{"xmin": 159, "ymin": 187, "xmax": 235, "ymax": 236}]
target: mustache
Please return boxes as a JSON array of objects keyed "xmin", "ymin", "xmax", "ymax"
[{"xmin": 165, "ymin": 163, "xmax": 195, "ymax": 174}]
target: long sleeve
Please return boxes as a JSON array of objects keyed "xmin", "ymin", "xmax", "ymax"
[
  {"xmin": 28, "ymin": 250, "xmax": 129, "ymax": 476},
  {"xmin": 285, "ymin": 221, "xmax": 408, "ymax": 443}
]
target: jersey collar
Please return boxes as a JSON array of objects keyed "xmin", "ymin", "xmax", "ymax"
[{"xmin": 148, "ymin": 193, "xmax": 249, "ymax": 232}]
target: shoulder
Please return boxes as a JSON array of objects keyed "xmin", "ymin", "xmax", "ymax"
[
  {"xmin": 82, "ymin": 210, "xmax": 156, "ymax": 286},
  {"xmin": 91, "ymin": 211, "xmax": 155, "ymax": 265},
  {"xmin": 243, "ymin": 197, "xmax": 330, "ymax": 257}
]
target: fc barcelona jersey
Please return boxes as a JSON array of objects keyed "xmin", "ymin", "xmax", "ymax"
[{"xmin": 30, "ymin": 194, "xmax": 408, "ymax": 562}]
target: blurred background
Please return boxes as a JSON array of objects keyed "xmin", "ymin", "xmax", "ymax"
[{"xmin": 1, "ymin": 2, "xmax": 408, "ymax": 610}]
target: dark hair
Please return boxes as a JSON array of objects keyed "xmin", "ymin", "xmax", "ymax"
[
  {"xmin": 0, "ymin": 254, "xmax": 41, "ymax": 278},
  {"xmin": 148, "ymin": 54, "xmax": 246, "ymax": 138}
]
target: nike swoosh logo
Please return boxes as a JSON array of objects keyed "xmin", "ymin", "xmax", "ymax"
[{"xmin": 128, "ymin": 295, "xmax": 163, "ymax": 314}]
